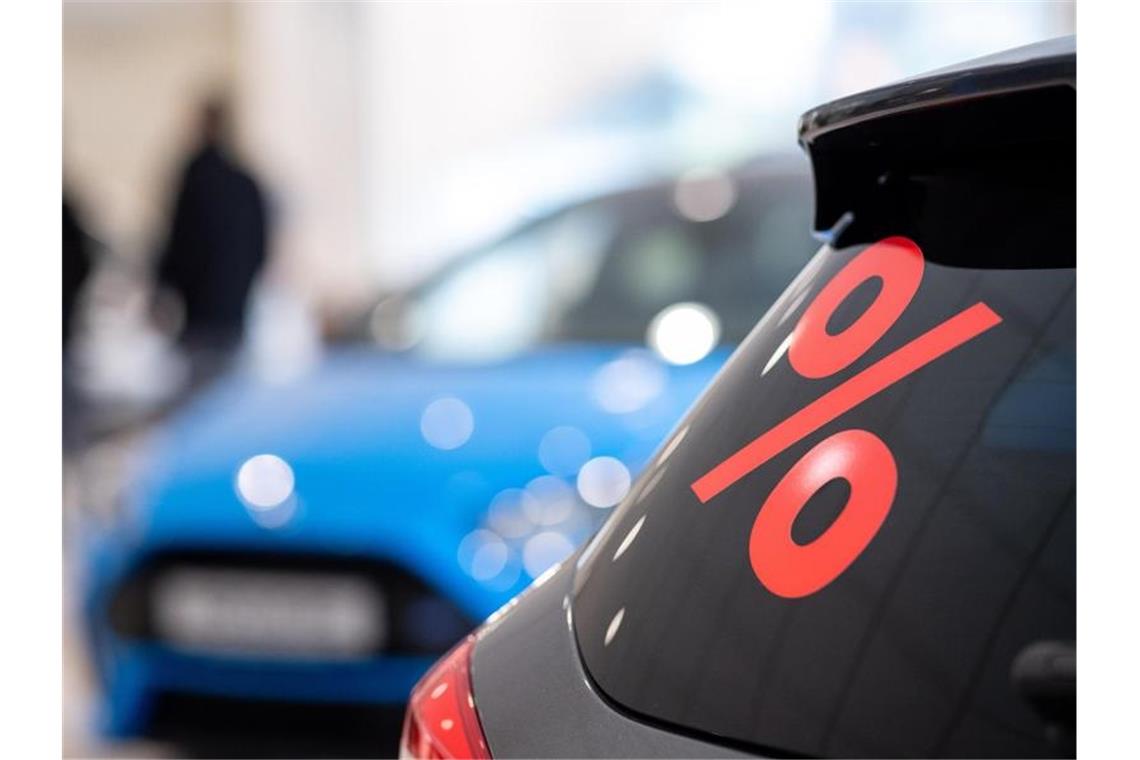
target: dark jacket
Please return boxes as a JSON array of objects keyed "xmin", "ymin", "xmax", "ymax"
[
  {"xmin": 157, "ymin": 143, "xmax": 268, "ymax": 345},
  {"xmin": 62, "ymin": 196, "xmax": 93, "ymax": 348}
]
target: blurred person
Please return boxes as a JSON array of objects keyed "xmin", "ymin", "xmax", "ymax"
[
  {"xmin": 62, "ymin": 192, "xmax": 94, "ymax": 350},
  {"xmin": 154, "ymin": 97, "xmax": 269, "ymax": 374},
  {"xmin": 63, "ymin": 191, "xmax": 97, "ymax": 453}
]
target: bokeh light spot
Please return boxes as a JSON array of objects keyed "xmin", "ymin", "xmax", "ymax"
[
  {"xmin": 577, "ymin": 456, "xmax": 631, "ymax": 508},
  {"xmin": 538, "ymin": 425, "xmax": 592, "ymax": 476},
  {"xmin": 420, "ymin": 396, "xmax": 475, "ymax": 450},
  {"xmin": 458, "ymin": 529, "xmax": 509, "ymax": 581},
  {"xmin": 522, "ymin": 530, "xmax": 576, "ymax": 578},
  {"xmin": 673, "ymin": 167, "xmax": 738, "ymax": 222},
  {"xmin": 523, "ymin": 475, "xmax": 576, "ymax": 525},
  {"xmin": 235, "ymin": 454, "xmax": 295, "ymax": 510},
  {"xmin": 591, "ymin": 351, "xmax": 666, "ymax": 413},
  {"xmin": 647, "ymin": 302, "xmax": 720, "ymax": 365}
]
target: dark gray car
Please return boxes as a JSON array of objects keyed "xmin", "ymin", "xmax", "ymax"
[{"xmin": 401, "ymin": 37, "xmax": 1076, "ymax": 759}]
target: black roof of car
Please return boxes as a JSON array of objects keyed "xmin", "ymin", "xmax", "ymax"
[{"xmin": 798, "ymin": 35, "xmax": 1075, "ymax": 147}]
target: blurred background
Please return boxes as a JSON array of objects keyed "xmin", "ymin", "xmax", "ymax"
[{"xmin": 63, "ymin": 2, "xmax": 1074, "ymax": 757}]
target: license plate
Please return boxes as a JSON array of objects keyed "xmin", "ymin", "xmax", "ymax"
[{"xmin": 152, "ymin": 567, "xmax": 387, "ymax": 659}]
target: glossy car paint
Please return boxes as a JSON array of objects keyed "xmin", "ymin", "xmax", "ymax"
[
  {"xmin": 81, "ymin": 342, "xmax": 730, "ymax": 735},
  {"xmin": 82, "ymin": 152, "xmax": 819, "ymax": 740},
  {"xmin": 471, "ymin": 555, "xmax": 746, "ymax": 759},
  {"xmin": 464, "ymin": 37, "xmax": 1074, "ymax": 759}
]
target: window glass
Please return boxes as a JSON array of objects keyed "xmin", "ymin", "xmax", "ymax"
[
  {"xmin": 412, "ymin": 169, "xmax": 816, "ymax": 360},
  {"xmin": 572, "ymin": 236, "xmax": 1075, "ymax": 758}
]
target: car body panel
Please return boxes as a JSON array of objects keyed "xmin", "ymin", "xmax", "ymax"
[
  {"xmin": 81, "ymin": 153, "xmax": 820, "ymax": 740},
  {"xmin": 453, "ymin": 37, "xmax": 1075, "ymax": 760},
  {"xmin": 81, "ymin": 342, "xmax": 731, "ymax": 735},
  {"xmin": 797, "ymin": 35, "xmax": 1075, "ymax": 147},
  {"xmin": 470, "ymin": 555, "xmax": 747, "ymax": 759}
]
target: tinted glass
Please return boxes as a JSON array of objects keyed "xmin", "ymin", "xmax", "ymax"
[
  {"xmin": 409, "ymin": 167, "xmax": 816, "ymax": 360},
  {"xmin": 572, "ymin": 241, "xmax": 1075, "ymax": 757}
]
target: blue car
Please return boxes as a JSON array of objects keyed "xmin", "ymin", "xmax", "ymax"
[{"xmin": 80, "ymin": 155, "xmax": 815, "ymax": 748}]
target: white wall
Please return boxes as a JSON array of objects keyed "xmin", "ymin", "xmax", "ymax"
[
  {"xmin": 63, "ymin": 2, "xmax": 236, "ymax": 262},
  {"xmin": 360, "ymin": 2, "xmax": 683, "ymax": 285},
  {"xmin": 232, "ymin": 2, "xmax": 371, "ymax": 310}
]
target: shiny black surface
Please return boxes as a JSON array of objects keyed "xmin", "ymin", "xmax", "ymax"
[
  {"xmin": 107, "ymin": 549, "xmax": 475, "ymax": 656},
  {"xmin": 472, "ymin": 38, "xmax": 1076, "ymax": 759},
  {"xmin": 571, "ymin": 57, "xmax": 1075, "ymax": 753},
  {"xmin": 801, "ymin": 36, "xmax": 1073, "ymax": 247},
  {"xmin": 572, "ymin": 246, "xmax": 1074, "ymax": 757},
  {"xmin": 471, "ymin": 556, "xmax": 748, "ymax": 758},
  {"xmin": 798, "ymin": 36, "xmax": 1074, "ymax": 147}
]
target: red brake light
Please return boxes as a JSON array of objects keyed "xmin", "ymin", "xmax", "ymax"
[{"xmin": 400, "ymin": 635, "xmax": 491, "ymax": 759}]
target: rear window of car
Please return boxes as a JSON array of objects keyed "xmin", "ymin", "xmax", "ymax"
[{"xmin": 571, "ymin": 90, "xmax": 1074, "ymax": 759}]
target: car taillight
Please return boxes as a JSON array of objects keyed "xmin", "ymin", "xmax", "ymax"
[{"xmin": 400, "ymin": 635, "xmax": 491, "ymax": 759}]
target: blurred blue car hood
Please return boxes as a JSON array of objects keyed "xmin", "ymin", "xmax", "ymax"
[{"xmin": 115, "ymin": 343, "xmax": 726, "ymax": 617}]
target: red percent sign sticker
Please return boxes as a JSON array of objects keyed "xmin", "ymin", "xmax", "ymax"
[{"xmin": 690, "ymin": 236, "xmax": 1003, "ymax": 599}]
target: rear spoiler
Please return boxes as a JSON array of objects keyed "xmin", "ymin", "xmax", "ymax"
[{"xmin": 798, "ymin": 36, "xmax": 1075, "ymax": 245}]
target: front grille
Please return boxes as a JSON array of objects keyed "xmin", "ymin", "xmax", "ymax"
[
  {"xmin": 145, "ymin": 690, "xmax": 405, "ymax": 758},
  {"xmin": 107, "ymin": 549, "xmax": 476, "ymax": 657}
]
